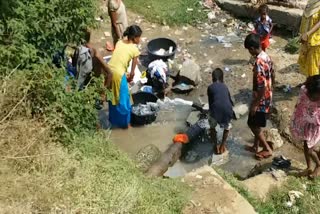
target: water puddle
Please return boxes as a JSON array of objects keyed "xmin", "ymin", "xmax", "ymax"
[{"xmin": 111, "ymin": 106, "xmax": 304, "ymax": 180}]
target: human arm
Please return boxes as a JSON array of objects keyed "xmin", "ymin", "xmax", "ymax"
[
  {"xmin": 301, "ymin": 20, "xmax": 320, "ymax": 42},
  {"xmin": 92, "ymin": 48, "xmax": 113, "ymax": 88},
  {"xmin": 250, "ymin": 65, "xmax": 265, "ymax": 115},
  {"xmin": 127, "ymin": 56, "xmax": 138, "ymax": 82},
  {"xmin": 228, "ymin": 91, "xmax": 234, "ymax": 107}
]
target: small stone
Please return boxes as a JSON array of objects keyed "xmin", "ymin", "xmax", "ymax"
[
  {"xmin": 162, "ymin": 25, "xmax": 170, "ymax": 31},
  {"xmin": 195, "ymin": 175, "xmax": 203, "ymax": 179},
  {"xmin": 182, "ymin": 26, "xmax": 188, "ymax": 31},
  {"xmin": 208, "ymin": 60, "xmax": 213, "ymax": 64},
  {"xmin": 174, "ymin": 30, "xmax": 183, "ymax": 35},
  {"xmin": 104, "ymin": 32, "xmax": 111, "ymax": 37},
  {"xmin": 204, "ymin": 67, "xmax": 212, "ymax": 73},
  {"xmin": 147, "ymin": 5, "xmax": 151, "ymax": 8},
  {"xmin": 151, "ymin": 24, "xmax": 156, "ymax": 29},
  {"xmin": 208, "ymin": 11, "xmax": 216, "ymax": 20}
]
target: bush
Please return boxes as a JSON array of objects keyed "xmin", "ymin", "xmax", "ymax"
[{"xmin": 0, "ymin": 0, "xmax": 98, "ymax": 69}]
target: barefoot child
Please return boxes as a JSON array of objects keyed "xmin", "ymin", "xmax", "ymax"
[
  {"xmin": 290, "ymin": 75, "xmax": 320, "ymax": 179},
  {"xmin": 208, "ymin": 68, "xmax": 235, "ymax": 154},
  {"xmin": 254, "ymin": 4, "xmax": 273, "ymax": 52},
  {"xmin": 244, "ymin": 33, "xmax": 273, "ymax": 160}
]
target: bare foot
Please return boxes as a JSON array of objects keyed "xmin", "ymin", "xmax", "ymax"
[
  {"xmin": 245, "ymin": 145, "xmax": 258, "ymax": 153},
  {"xmin": 298, "ymin": 168, "xmax": 313, "ymax": 177},
  {"xmin": 215, "ymin": 145, "xmax": 221, "ymax": 155},
  {"xmin": 309, "ymin": 166, "xmax": 320, "ymax": 180},
  {"xmin": 219, "ymin": 144, "xmax": 227, "ymax": 154}
]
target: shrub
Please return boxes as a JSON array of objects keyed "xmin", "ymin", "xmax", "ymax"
[{"xmin": 0, "ymin": 0, "xmax": 98, "ymax": 69}]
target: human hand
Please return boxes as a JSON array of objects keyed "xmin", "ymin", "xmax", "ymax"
[{"xmin": 300, "ymin": 33, "xmax": 308, "ymax": 43}]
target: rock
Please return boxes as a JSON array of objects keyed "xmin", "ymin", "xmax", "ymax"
[
  {"xmin": 208, "ymin": 11, "xmax": 216, "ymax": 20},
  {"xmin": 215, "ymin": 0, "xmax": 303, "ymax": 32},
  {"xmin": 233, "ymin": 104, "xmax": 249, "ymax": 119},
  {"xmin": 187, "ymin": 111, "xmax": 200, "ymax": 126},
  {"xmin": 263, "ymin": 128, "xmax": 284, "ymax": 150},
  {"xmin": 104, "ymin": 31, "xmax": 111, "ymax": 37},
  {"xmin": 162, "ymin": 26, "xmax": 170, "ymax": 31},
  {"xmin": 179, "ymin": 59, "xmax": 202, "ymax": 85},
  {"xmin": 241, "ymin": 172, "xmax": 287, "ymax": 201},
  {"xmin": 135, "ymin": 144, "xmax": 162, "ymax": 172},
  {"xmin": 204, "ymin": 67, "xmax": 212, "ymax": 73},
  {"xmin": 183, "ymin": 166, "xmax": 257, "ymax": 214}
]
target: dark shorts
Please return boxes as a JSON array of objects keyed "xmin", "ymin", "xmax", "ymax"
[{"xmin": 247, "ymin": 112, "xmax": 268, "ymax": 128}]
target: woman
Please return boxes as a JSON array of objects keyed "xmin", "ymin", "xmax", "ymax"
[
  {"xmin": 298, "ymin": 0, "xmax": 320, "ymax": 77},
  {"xmin": 108, "ymin": 25, "xmax": 142, "ymax": 128},
  {"xmin": 108, "ymin": 0, "xmax": 128, "ymax": 46}
]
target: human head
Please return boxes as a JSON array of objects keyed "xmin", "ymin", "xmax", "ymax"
[
  {"xmin": 212, "ymin": 68, "xmax": 224, "ymax": 83},
  {"xmin": 244, "ymin": 33, "xmax": 261, "ymax": 56},
  {"xmin": 258, "ymin": 4, "xmax": 269, "ymax": 20},
  {"xmin": 123, "ymin": 25, "xmax": 142, "ymax": 44},
  {"xmin": 305, "ymin": 75, "xmax": 320, "ymax": 101}
]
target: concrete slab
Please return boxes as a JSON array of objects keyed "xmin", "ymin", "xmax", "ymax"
[
  {"xmin": 183, "ymin": 166, "xmax": 257, "ymax": 214},
  {"xmin": 241, "ymin": 172, "xmax": 287, "ymax": 201},
  {"xmin": 215, "ymin": 0, "xmax": 303, "ymax": 32}
]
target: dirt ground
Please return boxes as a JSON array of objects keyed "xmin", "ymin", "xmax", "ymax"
[{"xmin": 91, "ymin": 3, "xmax": 306, "ymax": 212}]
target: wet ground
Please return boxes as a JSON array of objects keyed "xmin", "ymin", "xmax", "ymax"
[{"xmin": 93, "ymin": 5, "xmax": 306, "ymax": 179}]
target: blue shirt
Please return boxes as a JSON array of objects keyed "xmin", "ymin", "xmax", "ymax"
[
  {"xmin": 255, "ymin": 16, "xmax": 272, "ymax": 37},
  {"xmin": 207, "ymin": 82, "xmax": 235, "ymax": 126}
]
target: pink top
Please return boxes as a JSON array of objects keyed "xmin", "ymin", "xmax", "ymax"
[{"xmin": 290, "ymin": 86, "xmax": 320, "ymax": 148}]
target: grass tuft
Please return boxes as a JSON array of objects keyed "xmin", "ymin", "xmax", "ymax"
[{"xmin": 125, "ymin": 0, "xmax": 207, "ymax": 26}]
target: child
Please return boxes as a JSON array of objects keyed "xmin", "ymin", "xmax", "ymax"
[
  {"xmin": 254, "ymin": 4, "xmax": 273, "ymax": 51},
  {"xmin": 290, "ymin": 75, "xmax": 320, "ymax": 179},
  {"xmin": 207, "ymin": 68, "xmax": 235, "ymax": 154},
  {"xmin": 244, "ymin": 33, "xmax": 273, "ymax": 160}
]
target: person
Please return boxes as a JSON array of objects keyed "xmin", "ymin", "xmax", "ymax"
[
  {"xmin": 254, "ymin": 4, "xmax": 273, "ymax": 52},
  {"xmin": 298, "ymin": 0, "xmax": 320, "ymax": 77},
  {"xmin": 207, "ymin": 68, "xmax": 235, "ymax": 154},
  {"xmin": 108, "ymin": 25, "xmax": 142, "ymax": 128},
  {"xmin": 290, "ymin": 75, "xmax": 320, "ymax": 179},
  {"xmin": 244, "ymin": 33, "xmax": 273, "ymax": 160},
  {"xmin": 75, "ymin": 30, "xmax": 112, "ymax": 90},
  {"xmin": 108, "ymin": 0, "xmax": 128, "ymax": 47}
]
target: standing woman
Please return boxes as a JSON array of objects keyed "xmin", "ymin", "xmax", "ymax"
[
  {"xmin": 108, "ymin": 0, "xmax": 128, "ymax": 46},
  {"xmin": 298, "ymin": 0, "xmax": 320, "ymax": 77},
  {"xmin": 108, "ymin": 25, "xmax": 142, "ymax": 128}
]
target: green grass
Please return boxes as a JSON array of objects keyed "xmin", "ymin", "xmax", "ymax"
[
  {"xmin": 125, "ymin": 0, "xmax": 207, "ymax": 26},
  {"xmin": 215, "ymin": 166, "xmax": 320, "ymax": 214},
  {"xmin": 285, "ymin": 37, "xmax": 300, "ymax": 54},
  {"xmin": 0, "ymin": 121, "xmax": 190, "ymax": 213}
]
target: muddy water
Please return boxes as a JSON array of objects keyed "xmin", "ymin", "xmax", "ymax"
[{"xmin": 111, "ymin": 106, "xmax": 304, "ymax": 179}]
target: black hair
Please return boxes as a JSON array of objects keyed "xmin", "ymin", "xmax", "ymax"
[
  {"xmin": 123, "ymin": 25, "xmax": 142, "ymax": 41},
  {"xmin": 305, "ymin": 75, "xmax": 320, "ymax": 97},
  {"xmin": 244, "ymin": 33, "xmax": 261, "ymax": 49},
  {"xmin": 212, "ymin": 68, "xmax": 224, "ymax": 82},
  {"xmin": 259, "ymin": 4, "xmax": 269, "ymax": 13}
]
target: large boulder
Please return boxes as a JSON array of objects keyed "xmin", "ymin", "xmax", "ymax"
[
  {"xmin": 179, "ymin": 59, "xmax": 201, "ymax": 86},
  {"xmin": 263, "ymin": 128, "xmax": 284, "ymax": 150},
  {"xmin": 135, "ymin": 144, "xmax": 162, "ymax": 172}
]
